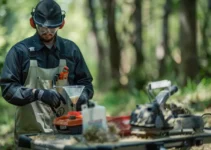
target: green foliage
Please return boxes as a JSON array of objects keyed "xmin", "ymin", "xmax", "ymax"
[
  {"xmin": 168, "ymin": 78, "xmax": 211, "ymax": 113},
  {"xmin": 97, "ymin": 78, "xmax": 211, "ymax": 117},
  {"xmin": 0, "ymin": 96, "xmax": 15, "ymax": 149},
  {"xmin": 0, "ymin": 97, "xmax": 15, "ymax": 124},
  {"xmin": 97, "ymin": 89, "xmax": 149, "ymax": 116}
]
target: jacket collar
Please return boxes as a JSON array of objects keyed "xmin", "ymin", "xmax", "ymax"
[{"xmin": 32, "ymin": 32, "xmax": 61, "ymax": 51}]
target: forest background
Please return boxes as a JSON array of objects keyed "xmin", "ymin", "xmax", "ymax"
[{"xmin": 1, "ymin": 0, "xmax": 211, "ymax": 149}]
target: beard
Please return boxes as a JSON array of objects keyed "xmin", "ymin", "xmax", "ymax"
[
  {"xmin": 37, "ymin": 31, "xmax": 57, "ymax": 43},
  {"xmin": 39, "ymin": 34, "xmax": 55, "ymax": 43}
]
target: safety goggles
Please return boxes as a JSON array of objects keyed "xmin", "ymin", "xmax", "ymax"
[{"xmin": 36, "ymin": 25, "xmax": 59, "ymax": 35}]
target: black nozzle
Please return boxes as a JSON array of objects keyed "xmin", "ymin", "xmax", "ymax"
[
  {"xmin": 169, "ymin": 85, "xmax": 178, "ymax": 95},
  {"xmin": 87, "ymin": 101, "xmax": 95, "ymax": 108}
]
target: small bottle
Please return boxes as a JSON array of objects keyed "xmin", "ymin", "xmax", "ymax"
[{"xmin": 59, "ymin": 66, "xmax": 69, "ymax": 80}]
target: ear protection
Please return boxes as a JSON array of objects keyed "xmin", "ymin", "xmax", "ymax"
[
  {"xmin": 59, "ymin": 19, "xmax": 65, "ymax": 29},
  {"xmin": 29, "ymin": 9, "xmax": 66, "ymax": 29},
  {"xmin": 30, "ymin": 17, "xmax": 36, "ymax": 29}
]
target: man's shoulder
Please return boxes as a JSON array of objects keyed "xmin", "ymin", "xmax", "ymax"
[
  {"xmin": 11, "ymin": 36, "xmax": 34, "ymax": 53},
  {"xmin": 14, "ymin": 36, "xmax": 34, "ymax": 47},
  {"xmin": 57, "ymin": 36, "xmax": 77, "ymax": 46}
]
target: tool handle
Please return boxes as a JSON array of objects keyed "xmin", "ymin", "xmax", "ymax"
[{"xmin": 154, "ymin": 85, "xmax": 178, "ymax": 105}]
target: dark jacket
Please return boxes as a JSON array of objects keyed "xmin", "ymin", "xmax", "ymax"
[{"xmin": 0, "ymin": 33, "xmax": 94, "ymax": 106}]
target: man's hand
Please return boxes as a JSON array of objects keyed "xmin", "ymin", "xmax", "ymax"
[
  {"xmin": 35, "ymin": 89, "xmax": 65, "ymax": 108},
  {"xmin": 74, "ymin": 91, "xmax": 89, "ymax": 111}
]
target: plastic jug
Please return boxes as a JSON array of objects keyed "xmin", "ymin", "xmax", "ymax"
[{"xmin": 82, "ymin": 103, "xmax": 108, "ymax": 132}]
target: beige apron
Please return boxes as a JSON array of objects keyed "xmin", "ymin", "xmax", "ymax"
[{"xmin": 15, "ymin": 58, "xmax": 70, "ymax": 144}]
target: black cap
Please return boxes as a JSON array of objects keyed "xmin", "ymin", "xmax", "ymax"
[{"xmin": 32, "ymin": 0, "xmax": 65, "ymax": 28}]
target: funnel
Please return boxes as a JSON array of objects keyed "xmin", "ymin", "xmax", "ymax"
[{"xmin": 63, "ymin": 85, "xmax": 85, "ymax": 111}]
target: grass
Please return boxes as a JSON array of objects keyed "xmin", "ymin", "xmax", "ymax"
[
  {"xmin": 1, "ymin": 78, "xmax": 211, "ymax": 149},
  {"xmin": 0, "ymin": 97, "xmax": 15, "ymax": 150}
]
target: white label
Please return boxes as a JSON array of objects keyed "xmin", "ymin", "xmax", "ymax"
[{"xmin": 60, "ymin": 125, "xmax": 67, "ymax": 130}]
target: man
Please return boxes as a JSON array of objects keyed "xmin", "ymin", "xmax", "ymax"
[{"xmin": 0, "ymin": 0, "xmax": 94, "ymax": 145}]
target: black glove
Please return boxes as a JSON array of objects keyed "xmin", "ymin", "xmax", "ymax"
[
  {"xmin": 71, "ymin": 91, "xmax": 89, "ymax": 111},
  {"xmin": 35, "ymin": 89, "xmax": 65, "ymax": 108}
]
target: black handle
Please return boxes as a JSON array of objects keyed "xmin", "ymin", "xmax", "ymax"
[
  {"xmin": 154, "ymin": 85, "xmax": 178, "ymax": 105},
  {"xmin": 169, "ymin": 85, "xmax": 178, "ymax": 96},
  {"xmin": 87, "ymin": 100, "xmax": 95, "ymax": 108},
  {"xmin": 52, "ymin": 74, "xmax": 60, "ymax": 88}
]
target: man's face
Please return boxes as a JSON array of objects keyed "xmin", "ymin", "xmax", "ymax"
[{"xmin": 36, "ymin": 26, "xmax": 59, "ymax": 42}]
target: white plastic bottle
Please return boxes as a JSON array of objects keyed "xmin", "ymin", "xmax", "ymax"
[{"xmin": 82, "ymin": 103, "xmax": 108, "ymax": 133}]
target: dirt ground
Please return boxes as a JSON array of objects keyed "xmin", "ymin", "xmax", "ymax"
[{"xmin": 191, "ymin": 145, "xmax": 211, "ymax": 150}]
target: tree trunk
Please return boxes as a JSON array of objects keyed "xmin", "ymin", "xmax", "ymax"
[
  {"xmin": 105, "ymin": 0, "xmax": 121, "ymax": 88},
  {"xmin": 158, "ymin": 0, "xmax": 171, "ymax": 78},
  {"xmin": 201, "ymin": 0, "xmax": 211, "ymax": 59},
  {"xmin": 179, "ymin": 0, "xmax": 199, "ymax": 85},
  {"xmin": 133, "ymin": 0, "xmax": 144, "ymax": 67},
  {"xmin": 129, "ymin": 0, "xmax": 146, "ymax": 89},
  {"xmin": 87, "ymin": 0, "xmax": 109, "ymax": 90}
]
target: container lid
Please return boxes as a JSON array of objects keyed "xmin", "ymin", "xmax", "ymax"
[{"xmin": 53, "ymin": 111, "xmax": 82, "ymax": 126}]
